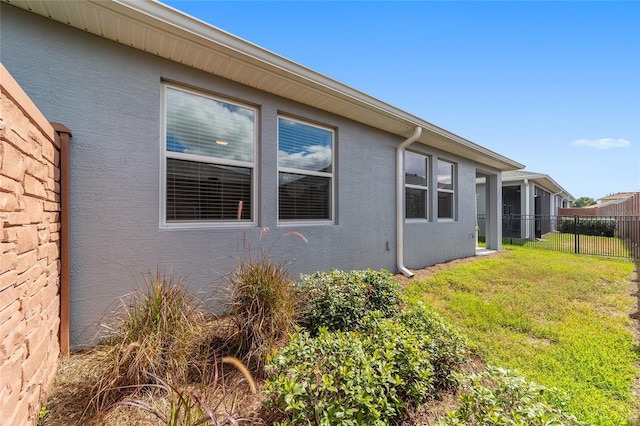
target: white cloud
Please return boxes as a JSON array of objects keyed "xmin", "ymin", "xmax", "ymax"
[
  {"xmin": 167, "ymin": 88, "xmax": 255, "ymax": 162},
  {"xmin": 278, "ymin": 145, "xmax": 332, "ymax": 171},
  {"xmin": 571, "ymin": 138, "xmax": 631, "ymax": 149}
]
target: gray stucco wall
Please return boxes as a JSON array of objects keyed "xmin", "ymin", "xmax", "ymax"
[
  {"xmin": 2, "ymin": 4, "xmax": 487, "ymax": 346},
  {"xmin": 476, "ymin": 182, "xmax": 488, "ymax": 216}
]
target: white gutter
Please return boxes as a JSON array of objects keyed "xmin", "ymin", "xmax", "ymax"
[
  {"xmin": 523, "ymin": 179, "xmax": 530, "ymax": 239},
  {"xmin": 396, "ymin": 126, "xmax": 422, "ymax": 278}
]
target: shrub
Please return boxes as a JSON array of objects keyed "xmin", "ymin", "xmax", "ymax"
[
  {"xmin": 560, "ymin": 218, "xmax": 616, "ymax": 237},
  {"xmin": 264, "ymin": 305, "xmax": 468, "ymax": 425},
  {"xmin": 296, "ymin": 269, "xmax": 401, "ymax": 333},
  {"xmin": 438, "ymin": 366, "xmax": 588, "ymax": 425},
  {"xmin": 359, "ymin": 268, "xmax": 402, "ymax": 315},
  {"xmin": 264, "ymin": 326, "xmax": 432, "ymax": 425},
  {"xmin": 228, "ymin": 250, "xmax": 300, "ymax": 374},
  {"xmin": 90, "ymin": 273, "xmax": 206, "ymax": 412},
  {"xmin": 398, "ymin": 303, "xmax": 468, "ymax": 390}
]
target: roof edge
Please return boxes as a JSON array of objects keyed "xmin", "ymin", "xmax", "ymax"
[{"xmin": 4, "ymin": 0, "xmax": 524, "ymax": 171}]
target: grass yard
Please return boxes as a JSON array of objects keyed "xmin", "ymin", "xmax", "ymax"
[
  {"xmin": 525, "ymin": 232, "xmax": 631, "ymax": 258},
  {"xmin": 42, "ymin": 246, "xmax": 638, "ymax": 425},
  {"xmin": 403, "ymin": 246, "xmax": 639, "ymax": 425}
]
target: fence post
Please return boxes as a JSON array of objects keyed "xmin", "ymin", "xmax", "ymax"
[
  {"xmin": 574, "ymin": 215, "xmax": 579, "ymax": 254},
  {"xmin": 508, "ymin": 213, "xmax": 513, "ymax": 244}
]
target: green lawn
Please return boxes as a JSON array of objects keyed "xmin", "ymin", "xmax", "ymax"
[
  {"xmin": 403, "ymin": 246, "xmax": 638, "ymax": 425},
  {"xmin": 528, "ymin": 233, "xmax": 631, "ymax": 258}
]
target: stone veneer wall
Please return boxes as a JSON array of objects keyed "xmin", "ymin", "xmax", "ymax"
[{"xmin": 0, "ymin": 64, "xmax": 62, "ymax": 426}]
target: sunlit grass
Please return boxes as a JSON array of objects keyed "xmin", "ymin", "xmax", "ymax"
[
  {"xmin": 525, "ymin": 232, "xmax": 630, "ymax": 258},
  {"xmin": 403, "ymin": 246, "xmax": 638, "ymax": 425}
]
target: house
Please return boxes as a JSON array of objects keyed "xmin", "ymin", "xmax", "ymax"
[
  {"xmin": 1, "ymin": 0, "xmax": 523, "ymax": 347},
  {"xmin": 596, "ymin": 192, "xmax": 637, "ymax": 207},
  {"xmin": 476, "ymin": 170, "xmax": 574, "ymax": 239}
]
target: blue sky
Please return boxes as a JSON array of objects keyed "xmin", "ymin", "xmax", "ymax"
[{"xmin": 163, "ymin": 1, "xmax": 640, "ymax": 200}]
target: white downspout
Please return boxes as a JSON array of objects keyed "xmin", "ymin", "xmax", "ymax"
[
  {"xmin": 523, "ymin": 179, "xmax": 530, "ymax": 239},
  {"xmin": 396, "ymin": 126, "xmax": 422, "ymax": 278},
  {"xmin": 551, "ymin": 191, "xmax": 562, "ymax": 215}
]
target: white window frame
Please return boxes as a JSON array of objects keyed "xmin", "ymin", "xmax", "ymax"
[
  {"xmin": 437, "ymin": 159, "xmax": 456, "ymax": 221},
  {"xmin": 404, "ymin": 151, "xmax": 429, "ymax": 221},
  {"xmin": 277, "ymin": 116, "xmax": 335, "ymax": 224},
  {"xmin": 160, "ymin": 84, "xmax": 258, "ymax": 229}
]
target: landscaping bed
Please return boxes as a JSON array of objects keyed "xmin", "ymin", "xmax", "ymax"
[{"xmin": 40, "ymin": 249, "xmax": 639, "ymax": 425}]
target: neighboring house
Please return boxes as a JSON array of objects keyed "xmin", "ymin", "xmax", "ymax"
[
  {"xmin": 477, "ymin": 170, "xmax": 574, "ymax": 239},
  {"xmin": 596, "ymin": 192, "xmax": 637, "ymax": 207},
  {"xmin": 1, "ymin": 0, "xmax": 522, "ymax": 347}
]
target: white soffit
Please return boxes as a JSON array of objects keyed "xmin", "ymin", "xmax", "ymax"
[
  {"xmin": 4, "ymin": 0, "xmax": 523, "ymax": 171},
  {"xmin": 503, "ymin": 171, "xmax": 574, "ymax": 199}
]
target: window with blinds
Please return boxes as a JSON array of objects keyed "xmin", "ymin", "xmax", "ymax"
[
  {"xmin": 437, "ymin": 159, "xmax": 455, "ymax": 220},
  {"xmin": 405, "ymin": 151, "xmax": 429, "ymax": 220},
  {"xmin": 163, "ymin": 85, "xmax": 255, "ymax": 225},
  {"xmin": 278, "ymin": 117, "xmax": 334, "ymax": 221}
]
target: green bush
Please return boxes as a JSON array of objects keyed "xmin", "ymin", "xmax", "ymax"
[
  {"xmin": 296, "ymin": 269, "xmax": 401, "ymax": 333},
  {"xmin": 560, "ymin": 218, "xmax": 616, "ymax": 237},
  {"xmin": 264, "ymin": 306, "xmax": 468, "ymax": 425},
  {"xmin": 438, "ymin": 366, "xmax": 588, "ymax": 426},
  {"xmin": 359, "ymin": 269, "xmax": 402, "ymax": 316},
  {"xmin": 264, "ymin": 327, "xmax": 431, "ymax": 425},
  {"xmin": 398, "ymin": 303, "xmax": 468, "ymax": 390}
]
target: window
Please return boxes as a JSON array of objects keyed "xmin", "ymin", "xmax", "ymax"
[
  {"xmin": 278, "ymin": 117, "xmax": 333, "ymax": 221},
  {"xmin": 405, "ymin": 152, "xmax": 429, "ymax": 219},
  {"xmin": 437, "ymin": 159, "xmax": 455, "ymax": 219},
  {"xmin": 163, "ymin": 85, "xmax": 256, "ymax": 225}
]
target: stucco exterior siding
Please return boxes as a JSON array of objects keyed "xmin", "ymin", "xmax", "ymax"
[{"xmin": 3, "ymin": 3, "xmax": 496, "ymax": 347}]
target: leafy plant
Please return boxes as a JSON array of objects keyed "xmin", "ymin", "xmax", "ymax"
[
  {"xmin": 37, "ymin": 406, "xmax": 49, "ymax": 425},
  {"xmin": 296, "ymin": 269, "xmax": 401, "ymax": 333},
  {"xmin": 90, "ymin": 272, "xmax": 206, "ymax": 412},
  {"xmin": 359, "ymin": 268, "xmax": 402, "ymax": 315},
  {"xmin": 398, "ymin": 303, "xmax": 468, "ymax": 390},
  {"xmin": 560, "ymin": 217, "xmax": 616, "ymax": 237},
  {"xmin": 264, "ymin": 327, "xmax": 426, "ymax": 425},
  {"xmin": 438, "ymin": 366, "xmax": 588, "ymax": 425},
  {"xmin": 264, "ymin": 306, "xmax": 467, "ymax": 425}
]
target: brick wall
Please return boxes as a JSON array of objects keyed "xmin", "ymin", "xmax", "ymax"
[
  {"xmin": 557, "ymin": 207, "xmax": 598, "ymax": 217},
  {"xmin": 1, "ymin": 64, "xmax": 63, "ymax": 426}
]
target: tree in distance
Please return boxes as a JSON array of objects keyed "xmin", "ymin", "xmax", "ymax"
[{"xmin": 572, "ymin": 196, "xmax": 596, "ymax": 208}]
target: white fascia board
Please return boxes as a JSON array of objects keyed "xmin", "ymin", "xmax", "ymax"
[
  {"xmin": 114, "ymin": 1, "xmax": 525, "ymax": 171},
  {"xmin": 6, "ymin": 0, "xmax": 523, "ymax": 170}
]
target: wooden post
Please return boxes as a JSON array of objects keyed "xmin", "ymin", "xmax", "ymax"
[{"xmin": 51, "ymin": 122, "xmax": 72, "ymax": 355}]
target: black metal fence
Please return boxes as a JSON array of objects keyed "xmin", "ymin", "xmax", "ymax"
[{"xmin": 477, "ymin": 214, "xmax": 640, "ymax": 259}]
